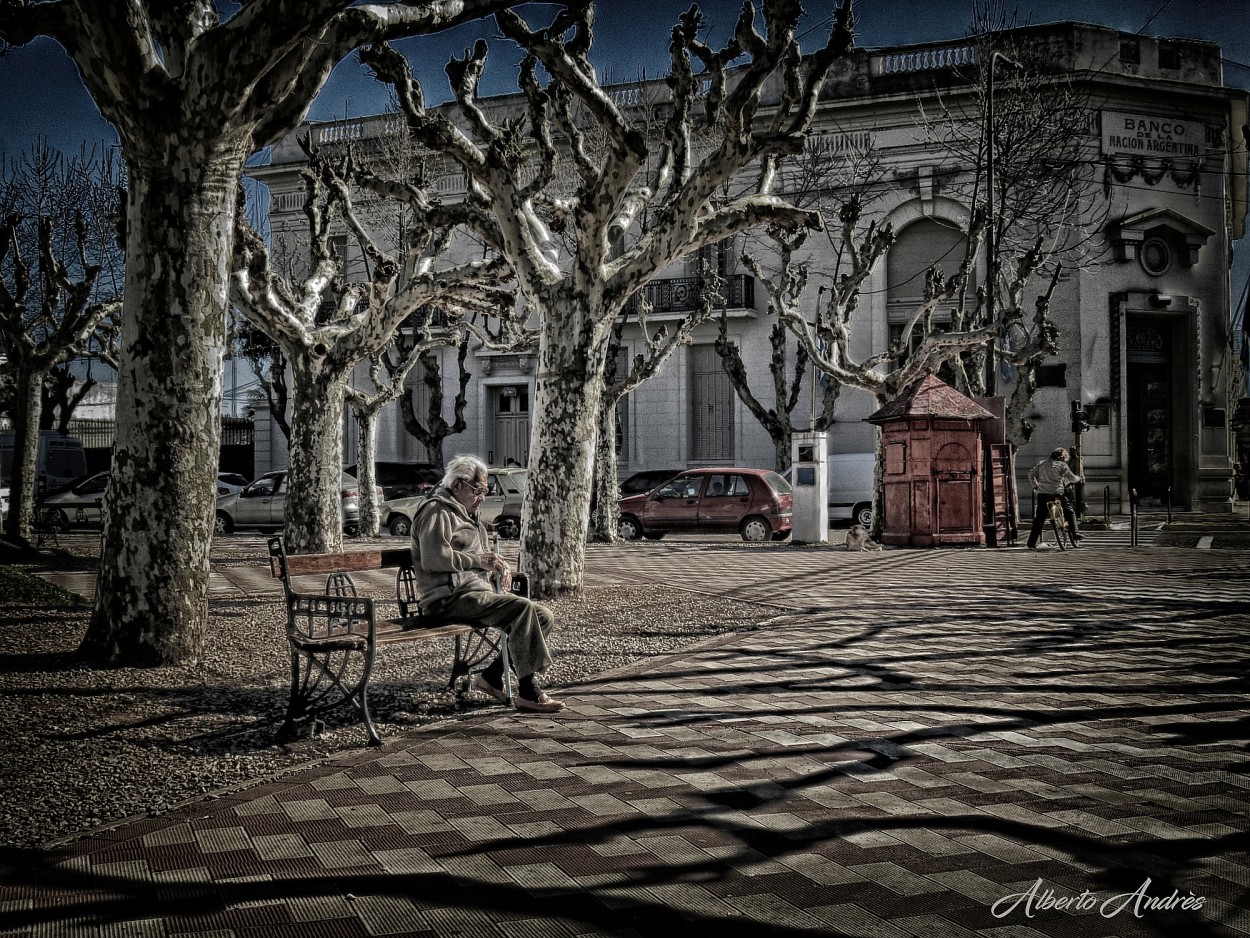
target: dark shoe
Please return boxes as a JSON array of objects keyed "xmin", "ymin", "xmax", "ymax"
[
  {"xmin": 517, "ymin": 675, "xmax": 565, "ymax": 712},
  {"xmin": 471, "ymin": 672, "xmax": 509, "ymax": 704}
]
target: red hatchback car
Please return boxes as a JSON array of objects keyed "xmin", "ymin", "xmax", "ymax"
[{"xmin": 617, "ymin": 467, "xmax": 793, "ymax": 542}]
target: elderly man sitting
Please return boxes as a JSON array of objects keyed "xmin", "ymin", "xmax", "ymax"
[{"xmin": 409, "ymin": 454, "xmax": 563, "ymax": 712}]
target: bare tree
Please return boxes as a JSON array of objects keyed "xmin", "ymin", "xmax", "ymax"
[
  {"xmin": 590, "ymin": 282, "xmax": 718, "ymax": 542},
  {"xmin": 228, "ymin": 317, "xmax": 291, "ymax": 442},
  {"xmin": 396, "ymin": 332, "xmax": 472, "ymax": 469},
  {"xmin": 0, "ymin": 142, "xmax": 122, "ymax": 542},
  {"xmin": 761, "ymin": 10, "xmax": 1099, "ymax": 540},
  {"xmin": 1, "ymin": 0, "xmax": 517, "ymax": 665},
  {"xmin": 918, "ymin": 3, "xmax": 1109, "ymax": 422},
  {"xmin": 711, "ymin": 132, "xmax": 885, "ymax": 472},
  {"xmin": 361, "ymin": 0, "xmax": 855, "ymax": 596},
  {"xmin": 345, "ymin": 325, "xmax": 463, "ymax": 537},
  {"xmin": 714, "ymin": 287, "xmax": 840, "ymax": 473},
  {"xmin": 230, "ymin": 150, "xmax": 507, "ymax": 555}
]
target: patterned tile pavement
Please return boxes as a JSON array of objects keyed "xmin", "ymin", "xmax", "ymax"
[{"xmin": 4, "ymin": 531, "xmax": 1249, "ymax": 937}]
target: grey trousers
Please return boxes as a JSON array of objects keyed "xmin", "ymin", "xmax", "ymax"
[{"xmin": 424, "ymin": 590, "xmax": 555, "ymax": 677}]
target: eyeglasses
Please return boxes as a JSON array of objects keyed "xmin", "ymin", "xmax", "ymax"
[{"xmin": 458, "ymin": 480, "xmax": 488, "ymax": 496}]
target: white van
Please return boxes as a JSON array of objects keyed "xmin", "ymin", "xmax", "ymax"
[
  {"xmin": 827, "ymin": 452, "xmax": 876, "ymax": 526},
  {"xmin": 0, "ymin": 431, "xmax": 89, "ymax": 519}
]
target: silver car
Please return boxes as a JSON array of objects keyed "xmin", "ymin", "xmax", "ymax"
[
  {"xmin": 40, "ymin": 471, "xmax": 109, "ymax": 527},
  {"xmin": 380, "ymin": 467, "xmax": 526, "ymax": 538},
  {"xmin": 215, "ymin": 469, "xmax": 379, "ymax": 536}
]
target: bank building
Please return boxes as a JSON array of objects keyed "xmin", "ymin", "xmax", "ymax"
[{"xmin": 249, "ymin": 19, "xmax": 1248, "ymax": 517}]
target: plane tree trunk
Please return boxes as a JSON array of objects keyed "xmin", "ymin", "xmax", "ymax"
[
  {"xmin": 82, "ymin": 149, "xmax": 245, "ymax": 664},
  {"xmin": 590, "ymin": 387, "xmax": 622, "ymax": 544},
  {"xmin": 284, "ymin": 356, "xmax": 352, "ymax": 553},
  {"xmin": 523, "ymin": 303, "xmax": 608, "ymax": 593},
  {"xmin": 4, "ymin": 364, "xmax": 43, "ymax": 543}
]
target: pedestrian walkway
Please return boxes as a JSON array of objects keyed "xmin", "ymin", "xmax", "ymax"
[{"xmin": 4, "ymin": 540, "xmax": 1249, "ymax": 937}]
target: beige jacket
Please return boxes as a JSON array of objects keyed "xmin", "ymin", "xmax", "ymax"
[{"xmin": 409, "ymin": 486, "xmax": 493, "ymax": 610}]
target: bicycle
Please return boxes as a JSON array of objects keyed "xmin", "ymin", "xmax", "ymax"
[{"xmin": 1044, "ymin": 487, "xmax": 1079, "ymax": 551}]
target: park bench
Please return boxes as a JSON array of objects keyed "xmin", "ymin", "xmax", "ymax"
[{"xmin": 266, "ymin": 534, "xmax": 514, "ymax": 746}]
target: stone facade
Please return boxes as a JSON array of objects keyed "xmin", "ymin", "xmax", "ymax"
[{"xmin": 249, "ymin": 21, "xmax": 1248, "ymax": 513}]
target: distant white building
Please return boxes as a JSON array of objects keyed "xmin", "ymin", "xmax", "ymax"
[{"xmin": 250, "ymin": 20, "xmax": 1248, "ymax": 512}]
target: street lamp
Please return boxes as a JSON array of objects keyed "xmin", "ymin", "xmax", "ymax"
[{"xmin": 984, "ymin": 50, "xmax": 1019, "ymax": 397}]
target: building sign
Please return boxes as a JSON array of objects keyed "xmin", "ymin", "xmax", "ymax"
[{"xmin": 1101, "ymin": 110, "xmax": 1205, "ymax": 159}]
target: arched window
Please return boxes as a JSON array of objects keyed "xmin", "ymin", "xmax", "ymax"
[{"xmin": 886, "ymin": 218, "xmax": 976, "ymax": 355}]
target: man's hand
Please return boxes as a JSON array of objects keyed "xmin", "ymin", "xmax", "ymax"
[{"xmin": 477, "ymin": 550, "xmax": 509, "ymax": 578}]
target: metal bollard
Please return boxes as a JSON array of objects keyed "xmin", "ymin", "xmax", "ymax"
[
  {"xmin": 1103, "ymin": 486, "xmax": 1110, "ymax": 524},
  {"xmin": 1130, "ymin": 488, "xmax": 1139, "ymax": 547},
  {"xmin": 1167, "ymin": 486, "xmax": 1173, "ymax": 524}
]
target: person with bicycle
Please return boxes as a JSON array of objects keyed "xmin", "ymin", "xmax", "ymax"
[{"xmin": 1026, "ymin": 447, "xmax": 1083, "ymax": 549}]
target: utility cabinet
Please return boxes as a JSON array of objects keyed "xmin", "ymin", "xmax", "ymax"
[
  {"xmin": 867, "ymin": 373, "xmax": 994, "ymax": 547},
  {"xmin": 790, "ymin": 430, "xmax": 828, "ymax": 543}
]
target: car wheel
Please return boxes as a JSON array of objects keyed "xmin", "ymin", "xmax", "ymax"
[
  {"xmin": 495, "ymin": 515, "xmax": 520, "ymax": 539},
  {"xmin": 618, "ymin": 516, "xmax": 643, "ymax": 540},
  {"xmin": 853, "ymin": 502, "xmax": 873, "ymax": 527},
  {"xmin": 388, "ymin": 515, "xmax": 412, "ymax": 538},
  {"xmin": 740, "ymin": 516, "xmax": 771, "ymax": 542},
  {"xmin": 643, "ymin": 531, "xmax": 666, "ymax": 541},
  {"xmin": 214, "ymin": 511, "xmax": 233, "ymax": 535}
]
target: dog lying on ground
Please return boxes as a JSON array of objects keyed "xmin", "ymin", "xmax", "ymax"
[{"xmin": 845, "ymin": 524, "xmax": 882, "ymax": 551}]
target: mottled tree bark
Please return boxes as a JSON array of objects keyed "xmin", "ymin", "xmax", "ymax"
[
  {"xmin": 82, "ymin": 150, "xmax": 244, "ymax": 664},
  {"xmin": 284, "ymin": 356, "xmax": 352, "ymax": 554},
  {"xmin": 524, "ymin": 311, "xmax": 608, "ymax": 594},
  {"xmin": 589, "ymin": 389, "xmax": 623, "ymax": 544},
  {"xmin": 4, "ymin": 364, "xmax": 43, "ymax": 542},
  {"xmin": 352, "ymin": 404, "xmax": 381, "ymax": 537}
]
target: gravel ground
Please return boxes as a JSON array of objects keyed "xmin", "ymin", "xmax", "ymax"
[{"xmin": 0, "ymin": 535, "xmax": 777, "ymax": 850}]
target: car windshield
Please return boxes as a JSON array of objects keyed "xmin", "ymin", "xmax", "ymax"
[{"xmin": 248, "ymin": 477, "xmax": 279, "ymax": 496}]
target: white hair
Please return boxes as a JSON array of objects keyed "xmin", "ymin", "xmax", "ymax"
[{"xmin": 440, "ymin": 454, "xmax": 487, "ymax": 489}]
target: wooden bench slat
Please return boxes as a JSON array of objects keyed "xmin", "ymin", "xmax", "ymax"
[
  {"xmin": 272, "ymin": 549, "xmax": 385, "ymax": 578},
  {"xmin": 377, "ymin": 618, "xmax": 475, "ymax": 643}
]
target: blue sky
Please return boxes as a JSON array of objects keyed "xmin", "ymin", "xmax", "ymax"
[
  {"xmin": 4, "ymin": 1, "xmax": 1249, "ymax": 156},
  {"xmin": 2, "ymin": 0, "xmax": 1249, "ymax": 304}
]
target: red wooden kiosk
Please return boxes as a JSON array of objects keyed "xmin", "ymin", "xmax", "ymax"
[{"xmin": 867, "ymin": 373, "xmax": 995, "ymax": 547}]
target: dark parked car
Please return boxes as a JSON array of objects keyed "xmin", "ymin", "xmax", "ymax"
[
  {"xmin": 343, "ymin": 461, "xmax": 441, "ymax": 502},
  {"xmin": 618, "ymin": 468, "xmax": 683, "ymax": 497},
  {"xmin": 617, "ymin": 467, "xmax": 793, "ymax": 542}
]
